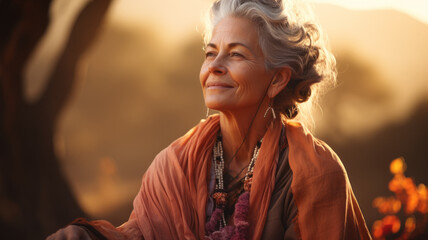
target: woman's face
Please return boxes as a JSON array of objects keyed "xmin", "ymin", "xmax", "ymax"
[{"xmin": 200, "ymin": 16, "xmax": 273, "ymax": 114}]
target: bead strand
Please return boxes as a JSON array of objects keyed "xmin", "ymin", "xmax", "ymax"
[{"xmin": 210, "ymin": 133, "xmax": 262, "ymax": 232}]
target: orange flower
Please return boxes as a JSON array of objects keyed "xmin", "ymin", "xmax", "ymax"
[
  {"xmin": 417, "ymin": 184, "xmax": 428, "ymax": 214},
  {"xmin": 405, "ymin": 216, "xmax": 416, "ymax": 233},
  {"xmin": 406, "ymin": 191, "xmax": 419, "ymax": 214},
  {"xmin": 372, "ymin": 197, "xmax": 401, "ymax": 214},
  {"xmin": 389, "ymin": 175, "xmax": 405, "ymax": 193},
  {"xmin": 390, "ymin": 157, "xmax": 406, "ymax": 175},
  {"xmin": 382, "ymin": 215, "xmax": 401, "ymax": 234},
  {"xmin": 372, "ymin": 220, "xmax": 384, "ymax": 238},
  {"xmin": 372, "ymin": 157, "xmax": 428, "ymax": 239}
]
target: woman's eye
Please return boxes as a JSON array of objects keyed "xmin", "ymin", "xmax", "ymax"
[
  {"xmin": 205, "ymin": 52, "xmax": 216, "ymax": 58},
  {"xmin": 230, "ymin": 52, "xmax": 244, "ymax": 58}
]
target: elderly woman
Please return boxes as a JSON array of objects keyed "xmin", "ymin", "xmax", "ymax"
[{"xmin": 48, "ymin": 0, "xmax": 371, "ymax": 239}]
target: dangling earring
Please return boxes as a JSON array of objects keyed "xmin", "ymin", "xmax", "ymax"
[
  {"xmin": 264, "ymin": 105, "xmax": 276, "ymax": 120},
  {"xmin": 206, "ymin": 107, "xmax": 211, "ymax": 118}
]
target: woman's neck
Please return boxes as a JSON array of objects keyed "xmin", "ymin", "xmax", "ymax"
[{"xmin": 219, "ymin": 106, "xmax": 273, "ymax": 168}]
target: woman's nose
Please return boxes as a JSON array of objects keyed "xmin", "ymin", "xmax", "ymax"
[{"xmin": 208, "ymin": 57, "xmax": 227, "ymax": 75}]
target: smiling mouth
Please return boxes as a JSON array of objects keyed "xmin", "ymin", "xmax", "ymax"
[{"xmin": 206, "ymin": 82, "xmax": 233, "ymax": 89}]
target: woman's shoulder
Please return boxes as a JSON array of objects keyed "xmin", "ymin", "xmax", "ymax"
[
  {"xmin": 284, "ymin": 120, "xmax": 349, "ymax": 186},
  {"xmin": 146, "ymin": 116, "xmax": 221, "ymax": 173},
  {"xmin": 284, "ymin": 121, "xmax": 371, "ymax": 239}
]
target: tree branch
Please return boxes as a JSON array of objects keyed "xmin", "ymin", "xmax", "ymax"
[
  {"xmin": 0, "ymin": 0, "xmax": 51, "ymax": 131},
  {"xmin": 37, "ymin": 0, "xmax": 112, "ymax": 118}
]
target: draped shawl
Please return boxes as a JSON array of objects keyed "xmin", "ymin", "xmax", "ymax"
[{"xmin": 85, "ymin": 115, "xmax": 371, "ymax": 239}]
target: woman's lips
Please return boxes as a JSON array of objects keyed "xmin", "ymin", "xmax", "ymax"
[{"xmin": 206, "ymin": 82, "xmax": 233, "ymax": 89}]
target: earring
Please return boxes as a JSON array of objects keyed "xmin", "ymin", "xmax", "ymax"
[
  {"xmin": 206, "ymin": 107, "xmax": 211, "ymax": 118},
  {"xmin": 264, "ymin": 105, "xmax": 276, "ymax": 120}
]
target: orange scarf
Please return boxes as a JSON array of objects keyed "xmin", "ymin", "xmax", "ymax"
[
  {"xmin": 88, "ymin": 115, "xmax": 371, "ymax": 239},
  {"xmin": 286, "ymin": 121, "xmax": 371, "ymax": 239},
  {"xmin": 133, "ymin": 115, "xmax": 281, "ymax": 239}
]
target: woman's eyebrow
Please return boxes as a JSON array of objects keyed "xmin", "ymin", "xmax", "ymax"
[
  {"xmin": 206, "ymin": 43, "xmax": 217, "ymax": 49},
  {"xmin": 206, "ymin": 42, "xmax": 254, "ymax": 54},
  {"xmin": 228, "ymin": 42, "xmax": 253, "ymax": 52}
]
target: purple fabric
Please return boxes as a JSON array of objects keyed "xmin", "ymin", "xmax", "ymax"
[
  {"xmin": 206, "ymin": 191, "xmax": 251, "ymax": 239},
  {"xmin": 206, "ymin": 160, "xmax": 216, "ymax": 221},
  {"xmin": 232, "ymin": 221, "xmax": 250, "ymax": 240},
  {"xmin": 206, "ymin": 208, "xmax": 224, "ymax": 235},
  {"xmin": 234, "ymin": 192, "xmax": 250, "ymax": 223}
]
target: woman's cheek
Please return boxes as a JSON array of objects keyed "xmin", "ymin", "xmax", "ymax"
[{"xmin": 199, "ymin": 64, "xmax": 209, "ymax": 87}]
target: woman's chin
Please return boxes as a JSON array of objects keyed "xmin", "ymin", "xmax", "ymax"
[
  {"xmin": 204, "ymin": 97, "xmax": 231, "ymax": 110},
  {"xmin": 205, "ymin": 104, "xmax": 225, "ymax": 112}
]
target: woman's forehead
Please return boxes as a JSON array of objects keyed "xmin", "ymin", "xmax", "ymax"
[{"xmin": 209, "ymin": 16, "xmax": 260, "ymax": 48}]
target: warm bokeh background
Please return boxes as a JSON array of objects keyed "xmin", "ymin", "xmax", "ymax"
[{"xmin": 18, "ymin": 0, "xmax": 428, "ymax": 236}]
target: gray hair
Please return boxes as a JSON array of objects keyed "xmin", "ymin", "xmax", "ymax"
[{"xmin": 204, "ymin": 0, "xmax": 336, "ymax": 125}]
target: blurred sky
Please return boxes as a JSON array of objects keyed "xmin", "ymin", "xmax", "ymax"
[
  {"xmin": 311, "ymin": 0, "xmax": 428, "ymax": 22},
  {"xmin": 110, "ymin": 0, "xmax": 428, "ymax": 32}
]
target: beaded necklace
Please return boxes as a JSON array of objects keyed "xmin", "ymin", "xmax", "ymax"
[{"xmin": 205, "ymin": 134, "xmax": 262, "ymax": 240}]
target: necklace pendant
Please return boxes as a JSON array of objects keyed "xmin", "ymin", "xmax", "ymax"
[
  {"xmin": 244, "ymin": 178, "xmax": 253, "ymax": 192},
  {"xmin": 213, "ymin": 191, "xmax": 228, "ymax": 206}
]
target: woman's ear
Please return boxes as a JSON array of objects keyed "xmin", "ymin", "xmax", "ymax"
[{"xmin": 268, "ymin": 67, "xmax": 291, "ymax": 98}]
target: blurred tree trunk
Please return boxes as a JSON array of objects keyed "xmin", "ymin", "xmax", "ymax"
[{"xmin": 0, "ymin": 0, "xmax": 112, "ymax": 239}]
